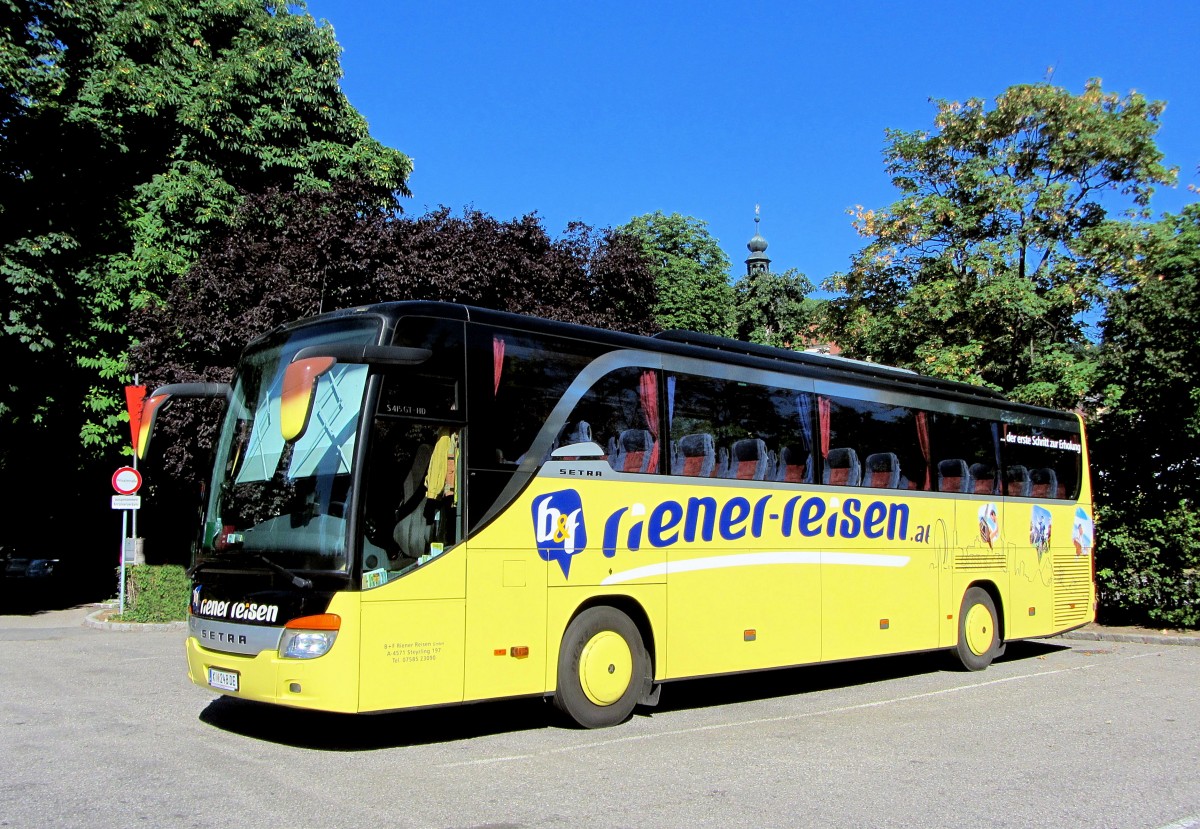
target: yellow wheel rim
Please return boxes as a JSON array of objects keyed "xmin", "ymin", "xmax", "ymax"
[
  {"xmin": 579, "ymin": 630, "xmax": 633, "ymax": 706},
  {"xmin": 964, "ymin": 602, "xmax": 995, "ymax": 656}
]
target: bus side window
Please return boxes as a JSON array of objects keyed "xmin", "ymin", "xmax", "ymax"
[
  {"xmin": 361, "ymin": 416, "xmax": 462, "ymax": 584},
  {"xmin": 667, "ymin": 373, "xmax": 726, "ymax": 477},
  {"xmin": 934, "ymin": 412, "xmax": 1001, "ymax": 496},
  {"xmin": 821, "ymin": 396, "xmax": 928, "ymax": 491},
  {"xmin": 999, "ymin": 422, "xmax": 1082, "ymax": 499},
  {"xmin": 667, "ymin": 374, "xmax": 811, "ymax": 483},
  {"xmin": 561, "ymin": 367, "xmax": 660, "ymax": 474}
]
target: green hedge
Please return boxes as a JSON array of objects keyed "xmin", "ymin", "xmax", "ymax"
[
  {"xmin": 1096, "ymin": 502, "xmax": 1200, "ymax": 629},
  {"xmin": 114, "ymin": 564, "xmax": 190, "ymax": 623}
]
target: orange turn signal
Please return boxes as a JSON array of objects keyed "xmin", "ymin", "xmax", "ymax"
[{"xmin": 285, "ymin": 613, "xmax": 341, "ymax": 631}]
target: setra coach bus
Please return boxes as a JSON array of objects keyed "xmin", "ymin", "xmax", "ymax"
[{"xmin": 140, "ymin": 301, "xmax": 1095, "ymax": 728}]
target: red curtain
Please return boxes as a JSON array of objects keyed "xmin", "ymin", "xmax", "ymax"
[
  {"xmin": 492, "ymin": 336, "xmax": 505, "ymax": 396},
  {"xmin": 639, "ymin": 370, "xmax": 659, "ymax": 473},
  {"xmin": 818, "ymin": 396, "xmax": 831, "ymax": 459},
  {"xmin": 916, "ymin": 411, "xmax": 931, "ymax": 490}
]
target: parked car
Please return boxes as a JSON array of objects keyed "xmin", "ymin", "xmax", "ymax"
[{"xmin": 3, "ymin": 555, "xmax": 60, "ymax": 579}]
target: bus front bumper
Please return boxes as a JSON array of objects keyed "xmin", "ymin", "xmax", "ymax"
[{"xmin": 185, "ymin": 635, "xmax": 360, "ymax": 713}]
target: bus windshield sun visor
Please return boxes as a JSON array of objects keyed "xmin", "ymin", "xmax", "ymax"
[{"xmin": 290, "ymin": 344, "xmax": 433, "ymax": 367}]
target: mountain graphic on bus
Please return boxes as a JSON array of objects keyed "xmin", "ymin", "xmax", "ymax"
[{"xmin": 1030, "ymin": 505, "xmax": 1052, "ymax": 560}]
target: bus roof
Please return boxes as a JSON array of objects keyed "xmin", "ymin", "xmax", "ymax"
[{"xmin": 265, "ymin": 300, "xmax": 1072, "ymax": 422}]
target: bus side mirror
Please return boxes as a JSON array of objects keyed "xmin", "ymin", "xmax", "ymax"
[
  {"xmin": 137, "ymin": 393, "xmax": 173, "ymax": 461},
  {"xmin": 137, "ymin": 382, "xmax": 231, "ymax": 460},
  {"xmin": 280, "ymin": 357, "xmax": 336, "ymax": 443}
]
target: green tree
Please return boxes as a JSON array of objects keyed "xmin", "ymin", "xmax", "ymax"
[
  {"xmin": 130, "ymin": 191, "xmax": 656, "ymax": 562},
  {"xmin": 1090, "ymin": 204, "xmax": 1200, "ymax": 626},
  {"xmin": 619, "ymin": 211, "xmax": 734, "ymax": 335},
  {"xmin": 0, "ymin": 0, "xmax": 409, "ymax": 564},
  {"xmin": 732, "ymin": 267, "xmax": 818, "ymax": 349},
  {"xmin": 825, "ymin": 79, "xmax": 1176, "ymax": 408}
]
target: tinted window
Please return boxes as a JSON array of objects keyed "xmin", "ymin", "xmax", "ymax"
[
  {"xmin": 1000, "ymin": 422, "xmax": 1082, "ymax": 499},
  {"xmin": 668, "ymin": 373, "xmax": 812, "ymax": 482},
  {"xmin": 932, "ymin": 413, "xmax": 1001, "ymax": 495},
  {"xmin": 564, "ymin": 367, "xmax": 661, "ymax": 473},
  {"xmin": 465, "ymin": 325, "xmax": 610, "ymax": 530},
  {"xmin": 820, "ymin": 396, "xmax": 930, "ymax": 491}
]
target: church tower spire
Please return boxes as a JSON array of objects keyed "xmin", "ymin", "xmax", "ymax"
[{"xmin": 745, "ymin": 204, "xmax": 770, "ymax": 276}]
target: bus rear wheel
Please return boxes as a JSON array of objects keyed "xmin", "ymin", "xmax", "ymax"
[
  {"xmin": 954, "ymin": 587, "xmax": 1000, "ymax": 671},
  {"xmin": 554, "ymin": 606, "xmax": 649, "ymax": 728}
]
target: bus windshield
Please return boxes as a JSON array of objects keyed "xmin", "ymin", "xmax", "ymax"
[{"xmin": 199, "ymin": 318, "xmax": 381, "ymax": 573}]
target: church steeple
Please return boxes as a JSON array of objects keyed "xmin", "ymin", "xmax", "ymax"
[{"xmin": 745, "ymin": 205, "xmax": 770, "ymax": 275}]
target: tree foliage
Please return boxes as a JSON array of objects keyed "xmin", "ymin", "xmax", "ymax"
[
  {"xmin": 0, "ymin": 0, "xmax": 408, "ymax": 557},
  {"xmin": 1090, "ymin": 204, "xmax": 1200, "ymax": 626},
  {"xmin": 826, "ymin": 79, "xmax": 1176, "ymax": 408},
  {"xmin": 129, "ymin": 188, "xmax": 657, "ymax": 559},
  {"xmin": 0, "ymin": 0, "xmax": 409, "ymax": 443},
  {"xmin": 732, "ymin": 268, "xmax": 818, "ymax": 349},
  {"xmin": 619, "ymin": 211, "xmax": 734, "ymax": 335}
]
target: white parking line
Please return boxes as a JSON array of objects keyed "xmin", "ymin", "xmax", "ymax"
[
  {"xmin": 437, "ymin": 648, "xmax": 1164, "ymax": 769},
  {"xmin": 1154, "ymin": 816, "xmax": 1200, "ymax": 829}
]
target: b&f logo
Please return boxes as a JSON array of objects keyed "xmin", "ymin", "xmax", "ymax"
[{"xmin": 532, "ymin": 489, "xmax": 587, "ymax": 578}]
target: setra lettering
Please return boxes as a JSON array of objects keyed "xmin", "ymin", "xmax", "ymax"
[{"xmin": 200, "ymin": 629, "xmax": 248, "ymax": 645}]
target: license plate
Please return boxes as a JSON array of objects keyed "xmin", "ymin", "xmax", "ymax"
[{"xmin": 208, "ymin": 667, "xmax": 239, "ymax": 692}]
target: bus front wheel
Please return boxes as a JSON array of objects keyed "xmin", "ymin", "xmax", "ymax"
[
  {"xmin": 954, "ymin": 587, "xmax": 1001, "ymax": 671},
  {"xmin": 554, "ymin": 606, "xmax": 649, "ymax": 728}
]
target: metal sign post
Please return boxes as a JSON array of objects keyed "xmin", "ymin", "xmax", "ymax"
[
  {"xmin": 119, "ymin": 508, "xmax": 128, "ymax": 615},
  {"xmin": 112, "ymin": 467, "xmax": 143, "ymax": 616}
]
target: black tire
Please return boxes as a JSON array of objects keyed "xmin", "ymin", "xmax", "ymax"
[
  {"xmin": 553, "ymin": 606, "xmax": 650, "ymax": 728},
  {"xmin": 954, "ymin": 586, "xmax": 1001, "ymax": 671}
]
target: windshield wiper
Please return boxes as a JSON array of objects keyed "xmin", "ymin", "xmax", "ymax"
[
  {"xmin": 246, "ymin": 552, "xmax": 313, "ymax": 589},
  {"xmin": 188, "ymin": 552, "xmax": 312, "ymax": 589}
]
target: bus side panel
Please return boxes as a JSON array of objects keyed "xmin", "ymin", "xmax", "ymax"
[
  {"xmin": 463, "ymin": 544, "xmax": 549, "ymax": 702},
  {"xmin": 666, "ymin": 549, "xmax": 821, "ymax": 678},
  {"xmin": 358, "ymin": 547, "xmax": 466, "ymax": 713},
  {"xmin": 662, "ymin": 484, "xmax": 821, "ymax": 678},
  {"xmin": 527, "ymin": 475, "xmax": 669, "ymax": 680},
  {"xmin": 822, "ymin": 495, "xmax": 942, "ymax": 662},
  {"xmin": 950, "ymin": 496, "xmax": 1009, "ymax": 639},
  {"xmin": 1003, "ymin": 499, "xmax": 1060, "ymax": 639}
]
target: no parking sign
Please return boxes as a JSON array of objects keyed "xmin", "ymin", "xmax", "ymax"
[{"xmin": 112, "ymin": 466, "xmax": 142, "ymax": 496}]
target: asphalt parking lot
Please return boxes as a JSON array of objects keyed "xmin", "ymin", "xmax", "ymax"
[{"xmin": 2, "ymin": 605, "xmax": 1198, "ymax": 829}]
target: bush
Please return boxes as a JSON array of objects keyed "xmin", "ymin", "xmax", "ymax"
[
  {"xmin": 114, "ymin": 564, "xmax": 190, "ymax": 623},
  {"xmin": 1096, "ymin": 501, "xmax": 1200, "ymax": 629}
]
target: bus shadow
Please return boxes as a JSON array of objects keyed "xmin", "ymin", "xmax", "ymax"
[
  {"xmin": 198, "ymin": 694, "xmax": 555, "ymax": 750},
  {"xmin": 647, "ymin": 639, "xmax": 1068, "ymax": 716},
  {"xmin": 198, "ymin": 640, "xmax": 1069, "ymax": 749}
]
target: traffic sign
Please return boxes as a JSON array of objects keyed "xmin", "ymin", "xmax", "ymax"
[
  {"xmin": 112, "ymin": 466, "xmax": 142, "ymax": 495},
  {"xmin": 112, "ymin": 495, "xmax": 142, "ymax": 510}
]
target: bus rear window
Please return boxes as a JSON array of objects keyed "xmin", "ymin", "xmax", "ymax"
[{"xmin": 999, "ymin": 423, "xmax": 1083, "ymax": 500}]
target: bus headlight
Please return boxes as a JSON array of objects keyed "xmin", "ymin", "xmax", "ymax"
[{"xmin": 278, "ymin": 614, "xmax": 340, "ymax": 659}]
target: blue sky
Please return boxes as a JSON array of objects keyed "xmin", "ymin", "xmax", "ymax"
[{"xmin": 306, "ymin": 0, "xmax": 1200, "ymax": 286}]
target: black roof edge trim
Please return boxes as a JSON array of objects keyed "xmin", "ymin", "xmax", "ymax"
[
  {"xmin": 256, "ymin": 301, "xmax": 1076, "ymax": 421},
  {"xmin": 653, "ymin": 328, "xmax": 1005, "ymax": 402}
]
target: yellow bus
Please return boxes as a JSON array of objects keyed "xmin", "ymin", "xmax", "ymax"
[{"xmin": 142, "ymin": 301, "xmax": 1095, "ymax": 728}]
